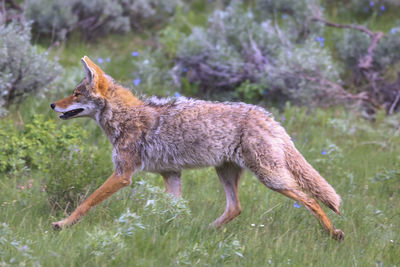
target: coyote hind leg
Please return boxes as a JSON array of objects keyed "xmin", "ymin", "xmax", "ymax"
[
  {"xmin": 211, "ymin": 163, "xmax": 243, "ymax": 228},
  {"xmin": 277, "ymin": 189, "xmax": 344, "ymax": 241}
]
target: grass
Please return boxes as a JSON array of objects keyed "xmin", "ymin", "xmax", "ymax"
[
  {"xmin": 1, "ymin": 2, "xmax": 400, "ymax": 266},
  {"xmin": 1, "ymin": 103, "xmax": 400, "ymax": 266}
]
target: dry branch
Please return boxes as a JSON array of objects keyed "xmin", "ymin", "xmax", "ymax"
[{"xmin": 311, "ymin": 14, "xmax": 385, "ymax": 70}]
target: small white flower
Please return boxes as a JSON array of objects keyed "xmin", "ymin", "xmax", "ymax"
[{"xmin": 251, "ymin": 223, "xmax": 255, "ymax": 227}]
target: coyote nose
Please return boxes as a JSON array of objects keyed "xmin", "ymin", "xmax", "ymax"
[{"xmin": 50, "ymin": 103, "xmax": 55, "ymax": 109}]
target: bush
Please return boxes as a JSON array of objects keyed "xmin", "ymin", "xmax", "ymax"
[
  {"xmin": 121, "ymin": 0, "xmax": 182, "ymax": 30},
  {"xmin": 256, "ymin": 0, "xmax": 323, "ymax": 40},
  {"xmin": 0, "ymin": 115, "xmax": 110, "ymax": 211},
  {"xmin": 335, "ymin": 24, "xmax": 400, "ymax": 112},
  {"xmin": 25, "ymin": 0, "xmax": 182, "ymax": 40},
  {"xmin": 0, "ymin": 21, "xmax": 61, "ymax": 115},
  {"xmin": 26, "ymin": 0, "xmax": 130, "ymax": 40},
  {"xmin": 26, "ymin": 0, "xmax": 78, "ymax": 41},
  {"xmin": 336, "ymin": 26, "xmax": 400, "ymax": 73},
  {"xmin": 335, "ymin": 29, "xmax": 370, "ymax": 73},
  {"xmin": 131, "ymin": 49, "xmax": 177, "ymax": 97},
  {"xmin": 173, "ymin": 2, "xmax": 343, "ymax": 105},
  {"xmin": 0, "ymin": 115, "xmax": 86, "ymax": 174},
  {"xmin": 349, "ymin": 0, "xmax": 400, "ymax": 15},
  {"xmin": 73, "ymin": 0, "xmax": 130, "ymax": 39}
]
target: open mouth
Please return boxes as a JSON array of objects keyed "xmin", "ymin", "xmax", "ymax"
[{"xmin": 59, "ymin": 108, "xmax": 84, "ymax": 119}]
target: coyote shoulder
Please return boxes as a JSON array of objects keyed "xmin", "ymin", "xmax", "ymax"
[{"xmin": 50, "ymin": 56, "xmax": 344, "ymax": 241}]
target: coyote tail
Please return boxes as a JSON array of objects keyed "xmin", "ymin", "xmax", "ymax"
[{"xmin": 285, "ymin": 144, "xmax": 341, "ymax": 214}]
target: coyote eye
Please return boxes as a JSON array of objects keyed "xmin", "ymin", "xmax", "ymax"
[{"xmin": 73, "ymin": 92, "xmax": 81, "ymax": 97}]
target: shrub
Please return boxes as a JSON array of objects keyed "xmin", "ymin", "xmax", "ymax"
[
  {"xmin": 133, "ymin": 179, "xmax": 191, "ymax": 224},
  {"xmin": 256, "ymin": 0, "xmax": 319, "ymax": 21},
  {"xmin": 0, "ymin": 115, "xmax": 110, "ymax": 211},
  {"xmin": 73, "ymin": 0, "xmax": 130, "ymax": 39},
  {"xmin": 26, "ymin": 0, "xmax": 130, "ymax": 40},
  {"xmin": 0, "ymin": 115, "xmax": 86, "ymax": 174},
  {"xmin": 335, "ymin": 26, "xmax": 400, "ymax": 73},
  {"xmin": 174, "ymin": 2, "xmax": 343, "ymax": 105},
  {"xmin": 256, "ymin": 0, "xmax": 323, "ymax": 40},
  {"xmin": 25, "ymin": 0, "xmax": 78, "ymax": 41},
  {"xmin": 131, "ymin": 49, "xmax": 176, "ymax": 97},
  {"xmin": 0, "ymin": 22, "xmax": 61, "ymax": 115},
  {"xmin": 335, "ymin": 24, "xmax": 400, "ymax": 112},
  {"xmin": 335, "ymin": 29, "xmax": 370, "ymax": 73},
  {"xmin": 121, "ymin": 0, "xmax": 182, "ymax": 30},
  {"xmin": 349, "ymin": 0, "xmax": 400, "ymax": 15},
  {"xmin": 25, "ymin": 0, "xmax": 182, "ymax": 40}
]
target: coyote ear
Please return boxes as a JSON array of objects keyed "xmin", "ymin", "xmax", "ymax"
[
  {"xmin": 80, "ymin": 56, "xmax": 108, "ymax": 95},
  {"xmin": 81, "ymin": 56, "xmax": 96, "ymax": 84}
]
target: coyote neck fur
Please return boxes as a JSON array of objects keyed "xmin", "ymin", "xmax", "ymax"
[{"xmin": 96, "ymin": 85, "xmax": 149, "ymax": 146}]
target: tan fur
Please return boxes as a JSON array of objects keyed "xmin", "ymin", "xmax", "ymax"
[{"xmin": 50, "ymin": 56, "xmax": 344, "ymax": 241}]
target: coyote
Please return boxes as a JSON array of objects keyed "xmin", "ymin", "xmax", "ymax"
[{"xmin": 50, "ymin": 56, "xmax": 344, "ymax": 241}]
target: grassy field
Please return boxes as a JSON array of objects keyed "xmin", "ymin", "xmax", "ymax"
[
  {"xmin": 1, "ymin": 99, "xmax": 399, "ymax": 266},
  {"xmin": 1, "ymin": 7, "xmax": 400, "ymax": 265}
]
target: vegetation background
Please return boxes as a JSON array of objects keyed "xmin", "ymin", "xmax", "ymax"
[{"xmin": 0, "ymin": 0, "xmax": 399, "ymax": 266}]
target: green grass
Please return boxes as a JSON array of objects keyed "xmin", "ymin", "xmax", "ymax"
[
  {"xmin": 1, "ymin": 104, "xmax": 399, "ymax": 266},
  {"xmin": 2, "ymin": 2, "xmax": 400, "ymax": 266}
]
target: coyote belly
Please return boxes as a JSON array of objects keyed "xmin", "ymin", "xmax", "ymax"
[{"xmin": 50, "ymin": 56, "xmax": 344, "ymax": 241}]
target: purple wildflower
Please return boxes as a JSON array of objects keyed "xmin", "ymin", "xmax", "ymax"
[
  {"xmin": 174, "ymin": 92, "xmax": 181, "ymax": 97},
  {"xmin": 133, "ymin": 78, "xmax": 141, "ymax": 86},
  {"xmin": 131, "ymin": 51, "xmax": 140, "ymax": 57},
  {"xmin": 294, "ymin": 202, "xmax": 301, "ymax": 208},
  {"xmin": 97, "ymin": 58, "xmax": 104, "ymax": 64},
  {"xmin": 316, "ymin": 36, "xmax": 325, "ymax": 47},
  {"xmin": 321, "ymin": 149, "xmax": 327, "ymax": 155}
]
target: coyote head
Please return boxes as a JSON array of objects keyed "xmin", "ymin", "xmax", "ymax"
[{"xmin": 51, "ymin": 56, "xmax": 114, "ymax": 120}]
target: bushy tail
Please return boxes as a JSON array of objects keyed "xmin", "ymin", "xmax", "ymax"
[{"xmin": 285, "ymin": 145, "xmax": 341, "ymax": 214}]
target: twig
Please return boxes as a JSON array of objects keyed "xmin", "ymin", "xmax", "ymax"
[
  {"xmin": 389, "ymin": 91, "xmax": 400, "ymax": 115},
  {"xmin": 311, "ymin": 15, "xmax": 385, "ymax": 70},
  {"xmin": 358, "ymin": 32, "xmax": 384, "ymax": 69},
  {"xmin": 312, "ymin": 16, "xmax": 375, "ymax": 36}
]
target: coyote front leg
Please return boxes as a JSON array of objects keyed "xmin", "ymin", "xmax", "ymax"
[{"xmin": 52, "ymin": 169, "xmax": 133, "ymax": 230}]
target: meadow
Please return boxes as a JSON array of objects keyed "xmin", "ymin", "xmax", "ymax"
[
  {"xmin": 1, "ymin": 0, "xmax": 400, "ymax": 266},
  {"xmin": 1, "ymin": 77, "xmax": 399, "ymax": 266}
]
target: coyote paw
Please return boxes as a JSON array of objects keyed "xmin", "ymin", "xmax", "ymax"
[
  {"xmin": 51, "ymin": 220, "xmax": 65, "ymax": 230},
  {"xmin": 332, "ymin": 228, "xmax": 344, "ymax": 242}
]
